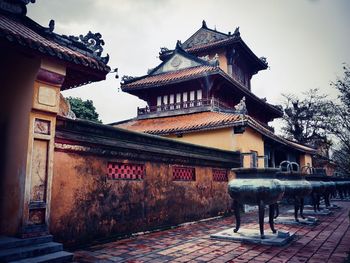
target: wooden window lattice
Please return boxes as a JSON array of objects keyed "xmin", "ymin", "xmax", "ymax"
[
  {"xmin": 173, "ymin": 166, "xmax": 196, "ymax": 181},
  {"xmin": 212, "ymin": 169, "xmax": 228, "ymax": 182},
  {"xmin": 107, "ymin": 162, "xmax": 145, "ymax": 180}
]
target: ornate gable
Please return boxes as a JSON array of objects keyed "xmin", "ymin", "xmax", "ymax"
[
  {"xmin": 152, "ymin": 53, "xmax": 202, "ymax": 75},
  {"xmin": 182, "ymin": 20, "xmax": 229, "ymax": 49}
]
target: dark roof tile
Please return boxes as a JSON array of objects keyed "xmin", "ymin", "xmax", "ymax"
[{"xmin": 121, "ymin": 65, "xmax": 219, "ymax": 90}]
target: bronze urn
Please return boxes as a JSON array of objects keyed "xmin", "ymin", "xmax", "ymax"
[
  {"xmin": 275, "ymin": 172, "xmax": 312, "ymax": 221},
  {"xmin": 228, "ymin": 168, "xmax": 284, "ymax": 238}
]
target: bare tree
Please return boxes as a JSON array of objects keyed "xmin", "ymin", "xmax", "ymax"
[
  {"xmin": 330, "ymin": 64, "xmax": 350, "ymax": 175},
  {"xmin": 281, "ymin": 88, "xmax": 333, "ymax": 150}
]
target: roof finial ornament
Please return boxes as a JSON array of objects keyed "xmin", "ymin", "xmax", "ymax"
[
  {"xmin": 234, "ymin": 26, "xmax": 240, "ymax": 37},
  {"xmin": 175, "ymin": 40, "xmax": 183, "ymax": 50},
  {"xmin": 48, "ymin": 19, "xmax": 55, "ymax": 32},
  {"xmin": 160, "ymin": 47, "xmax": 169, "ymax": 53},
  {"xmin": 234, "ymin": 96, "xmax": 247, "ymax": 115},
  {"xmin": 121, "ymin": 75, "xmax": 135, "ymax": 84},
  {"xmin": 260, "ymin": 56, "xmax": 268, "ymax": 66},
  {"xmin": 79, "ymin": 31, "xmax": 105, "ymax": 57},
  {"xmin": 202, "ymin": 20, "xmax": 208, "ymax": 29}
]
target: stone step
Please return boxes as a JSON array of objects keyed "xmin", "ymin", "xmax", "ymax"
[
  {"xmin": 9, "ymin": 251, "xmax": 73, "ymax": 263},
  {"xmin": 0, "ymin": 235, "xmax": 53, "ymax": 249},
  {"xmin": 0, "ymin": 242, "xmax": 62, "ymax": 262}
]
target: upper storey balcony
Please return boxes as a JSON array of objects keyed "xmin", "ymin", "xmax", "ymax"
[{"xmin": 137, "ymin": 98, "xmax": 234, "ymax": 119}]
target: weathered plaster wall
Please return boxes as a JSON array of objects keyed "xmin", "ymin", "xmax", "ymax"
[
  {"xmin": 166, "ymin": 127, "xmax": 234, "ymax": 151},
  {"xmin": 50, "ymin": 118, "xmax": 239, "ymax": 246},
  {"xmin": 51, "ymin": 151, "xmax": 234, "ymax": 246}
]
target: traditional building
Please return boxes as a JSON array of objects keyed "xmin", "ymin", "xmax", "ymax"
[
  {"xmin": 0, "ymin": 4, "xmax": 242, "ymax": 253},
  {"xmin": 115, "ymin": 21, "xmax": 315, "ymax": 168}
]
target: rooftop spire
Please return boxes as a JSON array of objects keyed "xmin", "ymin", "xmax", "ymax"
[
  {"xmin": 175, "ymin": 40, "xmax": 183, "ymax": 50},
  {"xmin": 202, "ymin": 20, "xmax": 207, "ymax": 29},
  {"xmin": 234, "ymin": 26, "xmax": 240, "ymax": 37}
]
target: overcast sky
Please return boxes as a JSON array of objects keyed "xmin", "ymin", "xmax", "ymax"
[{"xmin": 28, "ymin": 0, "xmax": 350, "ymax": 129}]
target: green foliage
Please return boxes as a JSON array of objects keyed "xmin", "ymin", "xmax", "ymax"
[{"xmin": 66, "ymin": 96, "xmax": 101, "ymax": 123}]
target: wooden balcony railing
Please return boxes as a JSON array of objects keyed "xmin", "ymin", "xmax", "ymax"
[{"xmin": 137, "ymin": 98, "xmax": 233, "ymax": 116}]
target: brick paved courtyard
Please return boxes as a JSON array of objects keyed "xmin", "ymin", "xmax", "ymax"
[{"xmin": 73, "ymin": 201, "xmax": 350, "ymax": 263}]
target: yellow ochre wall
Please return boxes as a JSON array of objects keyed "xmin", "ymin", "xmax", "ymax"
[
  {"xmin": 299, "ymin": 154, "xmax": 313, "ymax": 170},
  {"xmin": 197, "ymin": 49, "xmax": 228, "ymax": 73},
  {"xmin": 233, "ymin": 127, "xmax": 265, "ymax": 168},
  {"xmin": 166, "ymin": 127, "xmax": 234, "ymax": 151},
  {"xmin": 166, "ymin": 127, "xmax": 265, "ymax": 168}
]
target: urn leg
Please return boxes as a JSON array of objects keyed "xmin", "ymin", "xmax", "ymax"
[
  {"xmin": 294, "ymin": 197, "xmax": 299, "ymax": 222},
  {"xmin": 317, "ymin": 195, "xmax": 321, "ymax": 211},
  {"xmin": 274, "ymin": 203, "xmax": 279, "ymax": 219},
  {"xmin": 300, "ymin": 198, "xmax": 306, "ymax": 219},
  {"xmin": 325, "ymin": 193, "xmax": 330, "ymax": 207},
  {"xmin": 312, "ymin": 193, "xmax": 317, "ymax": 212},
  {"xmin": 233, "ymin": 200, "xmax": 240, "ymax": 233},
  {"xmin": 258, "ymin": 201, "xmax": 265, "ymax": 239},
  {"xmin": 269, "ymin": 204, "xmax": 277, "ymax": 234}
]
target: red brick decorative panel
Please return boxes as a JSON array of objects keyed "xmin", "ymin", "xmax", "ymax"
[
  {"xmin": 107, "ymin": 162, "xmax": 145, "ymax": 180},
  {"xmin": 172, "ymin": 166, "xmax": 196, "ymax": 181},
  {"xmin": 212, "ymin": 169, "xmax": 228, "ymax": 182}
]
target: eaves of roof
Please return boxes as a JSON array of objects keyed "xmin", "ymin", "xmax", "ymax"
[
  {"xmin": 121, "ymin": 65, "xmax": 220, "ymax": 91},
  {"xmin": 0, "ymin": 13, "xmax": 110, "ymax": 89}
]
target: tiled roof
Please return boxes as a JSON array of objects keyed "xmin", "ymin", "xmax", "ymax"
[
  {"xmin": 246, "ymin": 116, "xmax": 315, "ymax": 154},
  {"xmin": 121, "ymin": 63, "xmax": 282, "ymax": 118},
  {"xmin": 0, "ymin": 14, "xmax": 110, "ymax": 89},
  {"xmin": 122, "ymin": 65, "xmax": 219, "ymax": 90},
  {"xmin": 185, "ymin": 37, "xmax": 267, "ymax": 70},
  {"xmin": 115, "ymin": 111, "xmax": 315, "ymax": 154},
  {"xmin": 186, "ymin": 36, "xmax": 237, "ymax": 53},
  {"xmin": 159, "ymin": 37, "xmax": 267, "ymax": 71},
  {"xmin": 116, "ymin": 111, "xmax": 242, "ymax": 135}
]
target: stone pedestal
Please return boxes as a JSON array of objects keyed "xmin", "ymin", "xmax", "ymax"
[
  {"xmin": 266, "ymin": 216, "xmax": 318, "ymax": 226},
  {"xmin": 332, "ymin": 198, "xmax": 350, "ymax": 202},
  {"xmin": 304, "ymin": 204, "xmax": 341, "ymax": 210},
  {"xmin": 211, "ymin": 228, "xmax": 295, "ymax": 246},
  {"xmin": 287, "ymin": 208, "xmax": 332, "ymax": 216}
]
